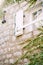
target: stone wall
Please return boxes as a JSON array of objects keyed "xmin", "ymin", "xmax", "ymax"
[{"xmin": 0, "ymin": 1, "xmax": 42, "ymax": 65}]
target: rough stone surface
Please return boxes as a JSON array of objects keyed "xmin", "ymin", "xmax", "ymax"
[{"xmin": 0, "ymin": 1, "xmax": 42, "ymax": 65}]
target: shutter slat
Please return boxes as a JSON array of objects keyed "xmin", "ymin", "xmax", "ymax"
[{"xmin": 15, "ymin": 9, "xmax": 23, "ymax": 36}]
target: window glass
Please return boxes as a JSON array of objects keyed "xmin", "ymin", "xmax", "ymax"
[
  {"xmin": 33, "ymin": 11, "xmax": 37, "ymax": 20},
  {"xmin": 38, "ymin": 9, "xmax": 42, "ymax": 15},
  {"xmin": 32, "ymin": 9, "xmax": 42, "ymax": 20}
]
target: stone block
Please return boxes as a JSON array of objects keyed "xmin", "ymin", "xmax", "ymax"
[
  {"xmin": 6, "ymin": 54, "xmax": 12, "ymax": 58},
  {"xmin": 7, "ymin": 48, "xmax": 11, "ymax": 52},
  {"xmin": 8, "ymin": 43, "xmax": 14, "ymax": 47},
  {"xmin": 12, "ymin": 36, "xmax": 16, "ymax": 41},
  {"xmin": 16, "ymin": 46, "xmax": 21, "ymax": 49},
  {"xmin": 4, "ymin": 36, "xmax": 9, "ymax": 41},
  {"xmin": 9, "ymin": 59, "xmax": 14, "ymax": 63},
  {"xmin": 4, "ymin": 48, "xmax": 8, "ymax": 54},
  {"xmin": 1, "ymin": 43, "xmax": 6, "ymax": 48},
  {"xmin": 4, "ymin": 59, "xmax": 9, "ymax": 63},
  {"xmin": 0, "ymin": 61, "xmax": 4, "ymax": 65},
  {"xmin": 2, "ymin": 55, "xmax": 6, "ymax": 59},
  {"xmin": 3, "ymin": 30, "xmax": 9, "ymax": 36},
  {"xmin": 0, "ymin": 49, "xmax": 4, "ymax": 55},
  {"xmin": 0, "ymin": 38, "xmax": 4, "ymax": 44},
  {"xmin": 24, "ymin": 59, "xmax": 28, "ymax": 63},
  {"xmin": 13, "ymin": 51, "xmax": 22, "ymax": 56}
]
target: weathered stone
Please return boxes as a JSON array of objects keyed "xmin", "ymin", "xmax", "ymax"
[
  {"xmin": 0, "ymin": 38, "xmax": 4, "ymax": 44},
  {"xmin": 0, "ymin": 1, "xmax": 42, "ymax": 65},
  {"xmin": 2, "ymin": 55, "xmax": 6, "ymax": 59},
  {"xmin": 0, "ymin": 49, "xmax": 4, "ymax": 55},
  {"xmin": 3, "ymin": 30, "xmax": 9, "ymax": 36},
  {"xmin": 0, "ymin": 61, "xmax": 4, "ymax": 65},
  {"xmin": 12, "ymin": 36, "xmax": 16, "ymax": 41},
  {"xmin": 4, "ymin": 59, "xmax": 9, "ymax": 63},
  {"xmin": 1, "ymin": 43, "xmax": 6, "ymax": 48},
  {"xmin": 6, "ymin": 54, "xmax": 12, "ymax": 58},
  {"xmin": 3, "ymin": 48, "xmax": 8, "ymax": 54},
  {"xmin": 9, "ymin": 59, "xmax": 14, "ymax": 63},
  {"xmin": 16, "ymin": 46, "xmax": 21, "ymax": 49},
  {"xmin": 7, "ymin": 48, "xmax": 11, "ymax": 52},
  {"xmin": 24, "ymin": 59, "xmax": 28, "ymax": 63},
  {"xmin": 13, "ymin": 51, "xmax": 22, "ymax": 56},
  {"xmin": 8, "ymin": 43, "xmax": 14, "ymax": 47},
  {"xmin": 4, "ymin": 36, "xmax": 9, "ymax": 41}
]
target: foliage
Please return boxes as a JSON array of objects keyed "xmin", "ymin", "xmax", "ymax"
[
  {"xmin": 3, "ymin": 0, "xmax": 14, "ymax": 7},
  {"xmin": 3, "ymin": 0, "xmax": 37, "ymax": 6},
  {"xmin": 12, "ymin": 26, "xmax": 43, "ymax": 65}
]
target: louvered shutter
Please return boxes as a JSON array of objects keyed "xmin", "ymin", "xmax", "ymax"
[{"xmin": 15, "ymin": 9, "xmax": 23, "ymax": 36}]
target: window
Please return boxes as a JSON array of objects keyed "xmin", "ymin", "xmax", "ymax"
[
  {"xmin": 32, "ymin": 9, "xmax": 42, "ymax": 20},
  {"xmin": 38, "ymin": 9, "xmax": 42, "ymax": 15},
  {"xmin": 33, "ymin": 11, "xmax": 37, "ymax": 20}
]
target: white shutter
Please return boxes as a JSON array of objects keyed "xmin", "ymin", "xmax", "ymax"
[{"xmin": 15, "ymin": 9, "xmax": 23, "ymax": 36}]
